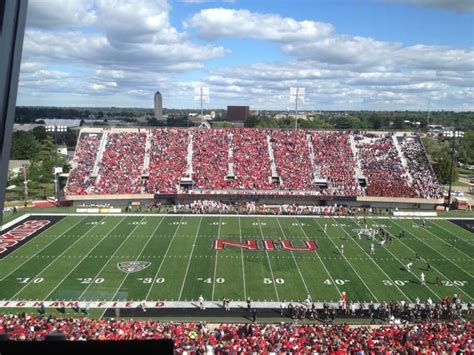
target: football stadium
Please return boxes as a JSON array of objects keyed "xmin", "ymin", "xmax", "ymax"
[
  {"xmin": 0, "ymin": 127, "xmax": 472, "ymax": 352},
  {"xmin": 0, "ymin": 1, "xmax": 473, "ymax": 353}
]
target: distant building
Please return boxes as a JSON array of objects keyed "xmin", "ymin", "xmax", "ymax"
[
  {"xmin": 226, "ymin": 106, "xmax": 249, "ymax": 122},
  {"xmin": 154, "ymin": 91, "xmax": 164, "ymax": 120}
]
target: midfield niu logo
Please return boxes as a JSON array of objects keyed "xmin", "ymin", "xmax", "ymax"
[{"xmin": 213, "ymin": 240, "xmax": 318, "ymax": 251}]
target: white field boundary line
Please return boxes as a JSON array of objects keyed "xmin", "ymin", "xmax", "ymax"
[
  {"xmin": 0, "ymin": 216, "xmax": 88, "ymax": 281},
  {"xmin": 332, "ymin": 217, "xmax": 412, "ymax": 303},
  {"xmin": 386, "ymin": 219, "xmax": 472, "ymax": 301},
  {"xmin": 423, "ymin": 223, "xmax": 474, "ymax": 254},
  {"xmin": 0, "ymin": 213, "xmax": 30, "ymax": 231},
  {"xmin": 144, "ymin": 216, "xmax": 185, "ymax": 300},
  {"xmin": 366, "ymin": 219, "xmax": 443, "ymax": 301},
  {"xmin": 294, "ymin": 217, "xmax": 342, "ymax": 300},
  {"xmin": 313, "ymin": 218, "xmax": 379, "ymax": 302},
  {"xmin": 211, "ymin": 216, "xmax": 222, "ymax": 302},
  {"xmin": 275, "ymin": 217, "xmax": 311, "ymax": 296},
  {"xmin": 77, "ymin": 216, "xmax": 148, "ymax": 300},
  {"xmin": 99, "ymin": 217, "xmax": 165, "ymax": 318},
  {"xmin": 178, "ymin": 217, "xmax": 204, "ymax": 301},
  {"xmin": 25, "ymin": 213, "xmax": 474, "ymax": 220},
  {"xmin": 8, "ymin": 217, "xmax": 106, "ymax": 300},
  {"xmin": 238, "ymin": 216, "xmax": 247, "ymax": 300},
  {"xmin": 44, "ymin": 217, "xmax": 126, "ymax": 301},
  {"xmin": 427, "ymin": 220, "xmax": 474, "ymax": 249},
  {"xmin": 1, "ymin": 300, "xmax": 469, "ymax": 309},
  {"xmin": 256, "ymin": 216, "xmax": 279, "ymax": 302},
  {"xmin": 391, "ymin": 219, "xmax": 473, "ymax": 278}
]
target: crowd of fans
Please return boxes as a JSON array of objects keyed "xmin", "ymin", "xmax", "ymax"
[
  {"xmin": 65, "ymin": 133, "xmax": 101, "ymax": 195},
  {"xmin": 312, "ymin": 131, "xmax": 361, "ymax": 196},
  {"xmin": 0, "ymin": 313, "xmax": 471, "ymax": 353},
  {"xmin": 147, "ymin": 129, "xmax": 189, "ymax": 194},
  {"xmin": 174, "ymin": 200, "xmax": 234, "ymax": 214},
  {"xmin": 192, "ymin": 129, "xmax": 230, "ymax": 190},
  {"xmin": 66, "ymin": 129, "xmax": 442, "ymax": 199},
  {"xmin": 227, "ymin": 129, "xmax": 275, "ymax": 190},
  {"xmin": 355, "ymin": 133, "xmax": 416, "ymax": 198},
  {"xmin": 271, "ymin": 130, "xmax": 313, "ymax": 190},
  {"xmin": 400, "ymin": 136, "xmax": 442, "ymax": 199},
  {"xmin": 93, "ymin": 132, "xmax": 146, "ymax": 194}
]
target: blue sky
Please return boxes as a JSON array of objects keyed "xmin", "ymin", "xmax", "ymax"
[{"xmin": 17, "ymin": 0, "xmax": 474, "ymax": 110}]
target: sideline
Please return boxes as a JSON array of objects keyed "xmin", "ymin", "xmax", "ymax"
[
  {"xmin": 10, "ymin": 213, "xmax": 474, "ymax": 220},
  {"xmin": 0, "ymin": 213, "xmax": 30, "ymax": 231}
]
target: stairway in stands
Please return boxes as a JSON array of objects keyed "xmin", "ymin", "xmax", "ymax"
[
  {"xmin": 392, "ymin": 134, "xmax": 413, "ymax": 185},
  {"xmin": 349, "ymin": 134, "xmax": 364, "ymax": 181},
  {"xmin": 142, "ymin": 130, "xmax": 151, "ymax": 177},
  {"xmin": 266, "ymin": 133, "xmax": 280, "ymax": 184},
  {"xmin": 306, "ymin": 133, "xmax": 321, "ymax": 182},
  {"xmin": 187, "ymin": 130, "xmax": 194, "ymax": 177},
  {"xmin": 227, "ymin": 132, "xmax": 235, "ymax": 178},
  {"xmin": 90, "ymin": 131, "xmax": 108, "ymax": 190}
]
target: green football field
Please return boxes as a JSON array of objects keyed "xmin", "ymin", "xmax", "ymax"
[{"xmin": 0, "ymin": 214, "xmax": 472, "ymax": 316}]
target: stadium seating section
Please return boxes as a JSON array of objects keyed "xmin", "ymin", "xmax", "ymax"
[
  {"xmin": 0, "ymin": 314, "xmax": 471, "ymax": 352},
  {"xmin": 65, "ymin": 128, "xmax": 441, "ymax": 199}
]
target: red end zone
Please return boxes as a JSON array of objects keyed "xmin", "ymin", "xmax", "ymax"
[{"xmin": 0, "ymin": 216, "xmax": 64, "ymax": 258}]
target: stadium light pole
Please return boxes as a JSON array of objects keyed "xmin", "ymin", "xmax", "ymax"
[
  {"xmin": 194, "ymin": 87, "xmax": 210, "ymax": 125},
  {"xmin": 443, "ymin": 129, "xmax": 464, "ymax": 210},
  {"xmin": 46, "ymin": 125, "xmax": 67, "ymax": 206},
  {"xmin": 289, "ymin": 87, "xmax": 305, "ymax": 130}
]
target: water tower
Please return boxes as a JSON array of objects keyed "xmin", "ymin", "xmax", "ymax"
[{"xmin": 154, "ymin": 91, "xmax": 163, "ymax": 120}]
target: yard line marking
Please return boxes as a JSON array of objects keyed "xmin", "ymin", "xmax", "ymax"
[
  {"xmin": 44, "ymin": 217, "xmax": 126, "ymax": 301},
  {"xmin": 314, "ymin": 218, "xmax": 379, "ymax": 302},
  {"xmin": 0, "ymin": 217, "xmax": 88, "ymax": 281},
  {"xmin": 366, "ymin": 220, "xmax": 443, "ymax": 301},
  {"xmin": 430, "ymin": 220, "xmax": 474, "ymax": 246},
  {"xmin": 145, "ymin": 216, "xmax": 185, "ymax": 300},
  {"xmin": 9, "ymin": 217, "xmax": 106, "ymax": 300},
  {"xmin": 296, "ymin": 218, "xmax": 342, "ymax": 297},
  {"xmin": 178, "ymin": 217, "xmax": 203, "ymax": 301},
  {"xmin": 421, "ymin": 222, "xmax": 473, "ymax": 260},
  {"xmin": 77, "ymin": 216, "xmax": 147, "ymax": 300},
  {"xmin": 387, "ymin": 219, "xmax": 472, "ymax": 301},
  {"xmin": 256, "ymin": 216, "xmax": 279, "ymax": 302},
  {"xmin": 333, "ymin": 218, "xmax": 412, "ymax": 303},
  {"xmin": 391, "ymin": 219, "xmax": 473, "ymax": 278},
  {"xmin": 238, "ymin": 216, "xmax": 247, "ymax": 300},
  {"xmin": 211, "ymin": 216, "xmax": 221, "ymax": 302},
  {"xmin": 275, "ymin": 217, "xmax": 311, "ymax": 296},
  {"xmin": 98, "ymin": 217, "xmax": 165, "ymax": 318}
]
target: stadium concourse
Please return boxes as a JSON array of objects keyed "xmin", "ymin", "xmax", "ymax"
[{"xmin": 65, "ymin": 128, "xmax": 442, "ymax": 199}]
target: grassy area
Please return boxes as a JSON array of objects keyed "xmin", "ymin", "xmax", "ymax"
[
  {"xmin": 5, "ymin": 182, "xmax": 55, "ymax": 202},
  {"xmin": 0, "ymin": 215, "xmax": 472, "ymax": 320}
]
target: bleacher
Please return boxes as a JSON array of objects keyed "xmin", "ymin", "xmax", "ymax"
[{"xmin": 65, "ymin": 128, "xmax": 441, "ymax": 199}]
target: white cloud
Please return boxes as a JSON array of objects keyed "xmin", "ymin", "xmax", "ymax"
[
  {"xmin": 185, "ymin": 8, "xmax": 333, "ymax": 42},
  {"xmin": 20, "ymin": 0, "xmax": 225, "ymax": 105},
  {"xmin": 195, "ymin": 59, "xmax": 473, "ymax": 110},
  {"xmin": 18, "ymin": 1, "xmax": 473, "ymax": 110},
  {"xmin": 188, "ymin": 8, "xmax": 474, "ymax": 73},
  {"xmin": 26, "ymin": 0, "xmax": 97, "ymax": 28}
]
